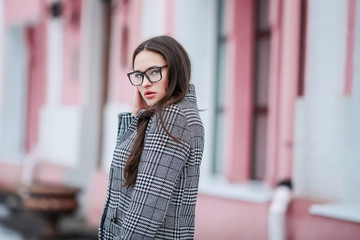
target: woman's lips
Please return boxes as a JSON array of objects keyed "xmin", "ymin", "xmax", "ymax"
[{"xmin": 144, "ymin": 91, "xmax": 156, "ymax": 99}]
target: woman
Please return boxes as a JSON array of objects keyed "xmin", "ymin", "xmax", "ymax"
[{"xmin": 99, "ymin": 35, "xmax": 205, "ymax": 240}]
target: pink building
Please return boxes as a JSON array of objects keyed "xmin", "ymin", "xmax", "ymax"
[{"xmin": 0, "ymin": 0, "xmax": 359, "ymax": 239}]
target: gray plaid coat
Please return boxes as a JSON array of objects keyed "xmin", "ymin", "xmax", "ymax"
[{"xmin": 99, "ymin": 85, "xmax": 204, "ymax": 240}]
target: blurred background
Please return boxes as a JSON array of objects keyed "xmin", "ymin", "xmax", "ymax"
[{"xmin": 0, "ymin": 0, "xmax": 359, "ymax": 239}]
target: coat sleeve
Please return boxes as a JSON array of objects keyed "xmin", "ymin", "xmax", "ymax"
[
  {"xmin": 116, "ymin": 112, "xmax": 135, "ymax": 145},
  {"xmin": 117, "ymin": 105, "xmax": 191, "ymax": 240}
]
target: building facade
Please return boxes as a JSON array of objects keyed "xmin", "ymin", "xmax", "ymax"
[{"xmin": 0, "ymin": 0, "xmax": 359, "ymax": 239}]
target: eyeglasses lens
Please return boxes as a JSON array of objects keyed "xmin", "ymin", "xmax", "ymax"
[{"xmin": 128, "ymin": 66, "xmax": 165, "ymax": 86}]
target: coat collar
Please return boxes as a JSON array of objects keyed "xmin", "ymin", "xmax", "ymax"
[{"xmin": 183, "ymin": 84, "xmax": 197, "ymax": 103}]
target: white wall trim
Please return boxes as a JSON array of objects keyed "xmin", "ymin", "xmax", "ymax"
[
  {"xmin": 310, "ymin": 202, "xmax": 360, "ymax": 224},
  {"xmin": 199, "ymin": 178, "xmax": 273, "ymax": 203}
]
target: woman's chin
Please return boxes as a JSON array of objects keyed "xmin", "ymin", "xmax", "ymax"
[{"xmin": 145, "ymin": 99, "xmax": 158, "ymax": 107}]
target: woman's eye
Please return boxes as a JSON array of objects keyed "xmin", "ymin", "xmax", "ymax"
[
  {"xmin": 135, "ymin": 73, "xmax": 143, "ymax": 79},
  {"xmin": 149, "ymin": 69, "xmax": 160, "ymax": 75}
]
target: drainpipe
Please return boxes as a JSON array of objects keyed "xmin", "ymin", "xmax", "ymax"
[{"xmin": 268, "ymin": 179, "xmax": 292, "ymax": 240}]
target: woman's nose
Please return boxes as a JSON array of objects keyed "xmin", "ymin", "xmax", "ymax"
[{"xmin": 142, "ymin": 75, "xmax": 152, "ymax": 87}]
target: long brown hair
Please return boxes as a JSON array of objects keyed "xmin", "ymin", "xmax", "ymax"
[{"xmin": 123, "ymin": 35, "xmax": 191, "ymax": 186}]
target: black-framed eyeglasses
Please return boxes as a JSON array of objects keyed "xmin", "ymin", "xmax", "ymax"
[{"xmin": 127, "ymin": 65, "xmax": 168, "ymax": 86}]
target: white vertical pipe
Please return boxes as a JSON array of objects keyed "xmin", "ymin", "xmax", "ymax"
[{"xmin": 268, "ymin": 184, "xmax": 292, "ymax": 240}]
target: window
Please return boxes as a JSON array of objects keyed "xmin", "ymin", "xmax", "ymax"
[
  {"xmin": 212, "ymin": 0, "xmax": 227, "ymax": 176},
  {"xmin": 251, "ymin": 0, "xmax": 270, "ymax": 180},
  {"xmin": 0, "ymin": 27, "xmax": 28, "ymax": 158},
  {"xmin": 298, "ymin": 0, "xmax": 308, "ymax": 97}
]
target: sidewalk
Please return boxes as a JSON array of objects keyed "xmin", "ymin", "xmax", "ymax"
[
  {"xmin": 0, "ymin": 222, "xmax": 24, "ymax": 240},
  {"xmin": 0, "ymin": 204, "xmax": 25, "ymax": 240},
  {"xmin": 0, "ymin": 191, "xmax": 98, "ymax": 240}
]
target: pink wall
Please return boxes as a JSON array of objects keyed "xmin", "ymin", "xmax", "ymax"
[
  {"xmin": 62, "ymin": 0, "xmax": 83, "ymax": 105},
  {"xmin": 288, "ymin": 199, "xmax": 360, "ymax": 240},
  {"xmin": 0, "ymin": 163, "xmax": 23, "ymax": 191},
  {"xmin": 344, "ymin": 0, "xmax": 357, "ymax": 96},
  {"xmin": 266, "ymin": 0, "xmax": 302, "ymax": 184},
  {"xmin": 4, "ymin": 0, "xmax": 42, "ymax": 25},
  {"xmin": 86, "ymin": 170, "xmax": 108, "ymax": 227},
  {"xmin": 225, "ymin": 0, "xmax": 254, "ymax": 182},
  {"xmin": 276, "ymin": 0, "xmax": 302, "ymax": 180},
  {"xmin": 265, "ymin": 0, "xmax": 282, "ymax": 186},
  {"xmin": 0, "ymin": 162, "xmax": 65, "ymax": 192},
  {"xmin": 32, "ymin": 162, "xmax": 66, "ymax": 184},
  {"xmin": 196, "ymin": 196, "xmax": 360, "ymax": 240},
  {"xmin": 195, "ymin": 194, "xmax": 269, "ymax": 240},
  {"xmin": 222, "ymin": 0, "xmax": 301, "ymax": 185},
  {"xmin": 165, "ymin": 0, "xmax": 176, "ymax": 36}
]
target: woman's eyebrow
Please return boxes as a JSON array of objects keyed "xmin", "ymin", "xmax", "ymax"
[{"xmin": 133, "ymin": 65, "xmax": 160, "ymax": 72}]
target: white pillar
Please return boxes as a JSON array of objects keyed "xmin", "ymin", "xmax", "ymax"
[
  {"xmin": 0, "ymin": 0, "xmax": 4, "ymax": 105},
  {"xmin": 0, "ymin": 0, "xmax": 4, "ymax": 155},
  {"xmin": 46, "ymin": 15, "xmax": 63, "ymax": 107}
]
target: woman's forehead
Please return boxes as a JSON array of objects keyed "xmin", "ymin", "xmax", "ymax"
[{"xmin": 134, "ymin": 50, "xmax": 167, "ymax": 71}]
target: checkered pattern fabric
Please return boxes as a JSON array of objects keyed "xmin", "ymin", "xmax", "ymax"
[{"xmin": 99, "ymin": 85, "xmax": 204, "ymax": 240}]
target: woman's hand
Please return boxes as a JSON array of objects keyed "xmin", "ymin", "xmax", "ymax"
[{"xmin": 131, "ymin": 87, "xmax": 148, "ymax": 116}]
